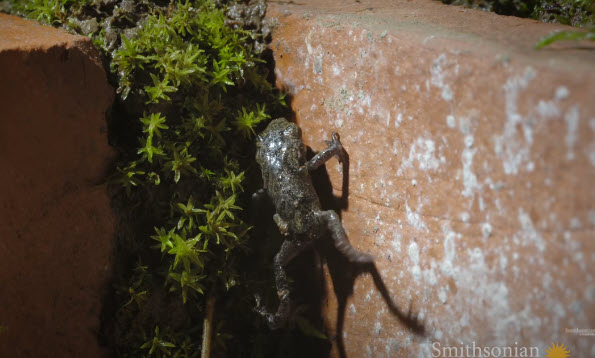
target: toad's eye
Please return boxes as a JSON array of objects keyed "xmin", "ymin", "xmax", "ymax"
[
  {"xmin": 283, "ymin": 126, "xmax": 294, "ymax": 137},
  {"xmin": 283, "ymin": 123, "xmax": 300, "ymax": 138}
]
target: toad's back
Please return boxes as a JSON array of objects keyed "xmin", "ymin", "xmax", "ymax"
[{"xmin": 256, "ymin": 118, "xmax": 322, "ymax": 236}]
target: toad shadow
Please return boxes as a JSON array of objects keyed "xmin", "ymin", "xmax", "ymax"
[{"xmin": 309, "ymin": 146, "xmax": 426, "ymax": 358}]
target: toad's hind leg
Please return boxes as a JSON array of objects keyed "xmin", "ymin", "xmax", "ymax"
[
  {"xmin": 256, "ymin": 239, "xmax": 306, "ymax": 329},
  {"xmin": 319, "ymin": 210, "xmax": 374, "ymax": 264}
]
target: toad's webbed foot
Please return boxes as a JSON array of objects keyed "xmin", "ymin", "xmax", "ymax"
[
  {"xmin": 258, "ymin": 239, "xmax": 308, "ymax": 329},
  {"xmin": 319, "ymin": 210, "xmax": 373, "ymax": 264},
  {"xmin": 304, "ymin": 132, "xmax": 348, "ymax": 172},
  {"xmin": 254, "ymin": 292, "xmax": 290, "ymax": 330}
]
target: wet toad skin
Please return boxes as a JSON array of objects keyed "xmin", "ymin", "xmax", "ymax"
[{"xmin": 254, "ymin": 118, "xmax": 373, "ymax": 329}]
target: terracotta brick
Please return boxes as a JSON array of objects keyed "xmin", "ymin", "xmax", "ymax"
[
  {"xmin": 0, "ymin": 13, "xmax": 115, "ymax": 358},
  {"xmin": 267, "ymin": 1, "xmax": 595, "ymax": 356}
]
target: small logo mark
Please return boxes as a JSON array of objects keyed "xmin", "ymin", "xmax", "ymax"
[{"xmin": 545, "ymin": 343, "xmax": 570, "ymax": 358}]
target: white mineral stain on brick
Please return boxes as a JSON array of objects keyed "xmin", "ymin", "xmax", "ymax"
[
  {"xmin": 462, "ymin": 134, "xmax": 479, "ymax": 199},
  {"xmin": 391, "ymin": 139, "xmax": 399, "ymax": 155},
  {"xmin": 332, "ymin": 64, "xmax": 341, "ymax": 76},
  {"xmin": 438, "ymin": 286, "xmax": 448, "ymax": 303},
  {"xmin": 564, "ymin": 106, "xmax": 579, "ymax": 160},
  {"xmin": 555, "ymin": 85, "xmax": 570, "ymax": 100},
  {"xmin": 364, "ymin": 290, "xmax": 373, "ymax": 303},
  {"xmin": 406, "ymin": 201, "xmax": 428, "ymax": 232},
  {"xmin": 446, "ymin": 114, "xmax": 456, "ymax": 128},
  {"xmin": 401, "ymin": 137, "xmax": 440, "ymax": 172},
  {"xmin": 441, "ymin": 226, "xmax": 457, "ymax": 277},
  {"xmin": 424, "ymin": 265, "xmax": 438, "ymax": 285},
  {"xmin": 460, "ymin": 212, "xmax": 470, "ymax": 223},
  {"xmin": 570, "ymin": 217, "xmax": 582, "ymax": 229},
  {"xmin": 465, "ymin": 249, "xmax": 512, "ymax": 343},
  {"xmin": 430, "ymin": 54, "xmax": 454, "ymax": 102},
  {"xmin": 374, "ymin": 321, "xmax": 383, "ymax": 335},
  {"xmin": 392, "ymin": 233, "xmax": 402, "ymax": 254},
  {"xmin": 313, "ymin": 54, "xmax": 323, "ymax": 74},
  {"xmin": 408, "ymin": 240, "xmax": 419, "ymax": 265},
  {"xmin": 494, "ymin": 67, "xmax": 536, "ymax": 175},
  {"xmin": 395, "ymin": 113, "xmax": 403, "ymax": 128},
  {"xmin": 588, "ymin": 118, "xmax": 595, "ymax": 167},
  {"xmin": 586, "ymin": 285, "xmax": 595, "ymax": 303},
  {"xmin": 407, "ymin": 241, "xmax": 421, "ymax": 281},
  {"xmin": 518, "ymin": 208, "xmax": 546, "ymax": 252},
  {"xmin": 499, "ymin": 253, "xmax": 508, "ymax": 271},
  {"xmin": 536, "ymin": 99, "xmax": 559, "ymax": 118},
  {"xmin": 481, "ymin": 223, "xmax": 492, "ymax": 239},
  {"xmin": 589, "ymin": 210, "xmax": 595, "ymax": 226}
]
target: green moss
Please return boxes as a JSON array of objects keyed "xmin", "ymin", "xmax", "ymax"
[
  {"xmin": 438, "ymin": 0, "xmax": 594, "ymax": 27},
  {"xmin": 533, "ymin": 0, "xmax": 594, "ymax": 27},
  {"xmin": 6, "ymin": 0, "xmax": 91, "ymax": 25}
]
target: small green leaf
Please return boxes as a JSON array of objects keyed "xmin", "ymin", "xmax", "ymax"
[
  {"xmin": 140, "ymin": 113, "xmax": 169, "ymax": 137},
  {"xmin": 536, "ymin": 28, "xmax": 595, "ymax": 49},
  {"xmin": 151, "ymin": 227, "xmax": 174, "ymax": 252},
  {"xmin": 294, "ymin": 316, "xmax": 328, "ymax": 340}
]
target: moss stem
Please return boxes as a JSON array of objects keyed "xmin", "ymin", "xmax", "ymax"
[{"xmin": 201, "ymin": 295, "xmax": 216, "ymax": 358}]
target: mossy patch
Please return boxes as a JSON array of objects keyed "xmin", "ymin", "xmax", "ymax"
[{"xmin": 438, "ymin": 0, "xmax": 594, "ymax": 27}]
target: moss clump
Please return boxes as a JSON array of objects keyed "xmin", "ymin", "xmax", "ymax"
[
  {"xmin": 438, "ymin": 0, "xmax": 594, "ymax": 27},
  {"xmin": 533, "ymin": 0, "xmax": 594, "ymax": 26},
  {"xmin": 3, "ymin": 0, "xmax": 299, "ymax": 356}
]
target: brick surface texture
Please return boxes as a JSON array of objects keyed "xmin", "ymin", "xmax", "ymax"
[
  {"xmin": 0, "ymin": 13, "xmax": 114, "ymax": 358},
  {"xmin": 266, "ymin": 1, "xmax": 595, "ymax": 357}
]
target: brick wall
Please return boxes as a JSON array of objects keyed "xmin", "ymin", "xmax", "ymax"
[
  {"xmin": 0, "ymin": 13, "xmax": 114, "ymax": 358},
  {"xmin": 266, "ymin": 1, "xmax": 595, "ymax": 357}
]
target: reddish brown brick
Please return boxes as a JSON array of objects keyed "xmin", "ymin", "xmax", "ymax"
[
  {"xmin": 267, "ymin": 1, "xmax": 595, "ymax": 356},
  {"xmin": 0, "ymin": 13, "xmax": 114, "ymax": 358}
]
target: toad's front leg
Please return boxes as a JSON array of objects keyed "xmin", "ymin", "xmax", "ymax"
[{"xmin": 303, "ymin": 132, "xmax": 347, "ymax": 172}]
